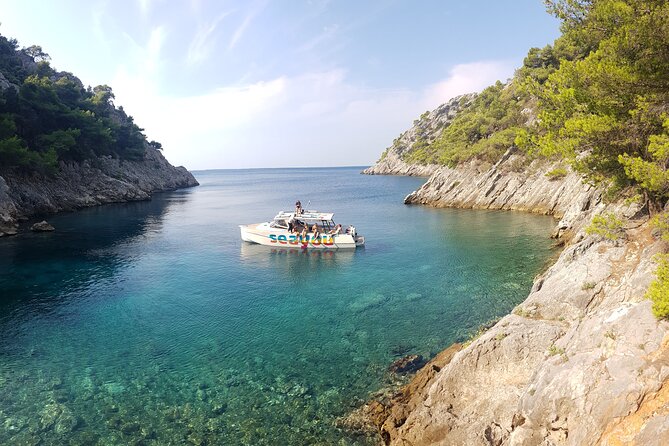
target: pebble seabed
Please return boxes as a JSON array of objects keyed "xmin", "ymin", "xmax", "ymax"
[{"xmin": 1, "ymin": 347, "xmax": 386, "ymax": 445}]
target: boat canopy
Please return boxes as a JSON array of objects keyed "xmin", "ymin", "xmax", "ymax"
[{"xmin": 273, "ymin": 210, "xmax": 334, "ymax": 223}]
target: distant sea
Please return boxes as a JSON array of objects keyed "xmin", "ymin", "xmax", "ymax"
[{"xmin": 0, "ymin": 167, "xmax": 557, "ymax": 445}]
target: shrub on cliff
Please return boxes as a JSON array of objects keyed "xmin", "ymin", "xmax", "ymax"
[
  {"xmin": 585, "ymin": 212, "xmax": 626, "ymax": 241},
  {"xmin": 648, "ymin": 254, "xmax": 669, "ymax": 319},
  {"xmin": 398, "ymin": 1, "xmax": 668, "ymax": 214}
]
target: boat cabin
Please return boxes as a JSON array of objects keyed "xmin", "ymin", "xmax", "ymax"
[{"xmin": 270, "ymin": 210, "xmax": 338, "ymax": 232}]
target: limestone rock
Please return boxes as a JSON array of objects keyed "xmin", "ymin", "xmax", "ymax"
[
  {"xmin": 0, "ymin": 175, "xmax": 19, "ymax": 236},
  {"xmin": 0, "ymin": 72, "xmax": 14, "ymax": 91},
  {"xmin": 31, "ymin": 221, "xmax": 55, "ymax": 232},
  {"xmin": 0, "ymin": 147, "xmax": 198, "ymax": 235},
  {"xmin": 360, "ymin": 116, "xmax": 669, "ymax": 444},
  {"xmin": 404, "ymin": 149, "xmax": 600, "ymax": 230}
]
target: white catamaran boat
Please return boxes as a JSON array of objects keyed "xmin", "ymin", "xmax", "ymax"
[{"xmin": 240, "ymin": 210, "xmax": 364, "ymax": 249}]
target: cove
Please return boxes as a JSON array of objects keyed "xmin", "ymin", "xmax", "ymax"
[{"xmin": 0, "ymin": 167, "xmax": 557, "ymax": 445}]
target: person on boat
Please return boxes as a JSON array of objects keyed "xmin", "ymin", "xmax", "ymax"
[
  {"xmin": 287, "ymin": 215, "xmax": 296, "ymax": 233},
  {"xmin": 328, "ymin": 224, "xmax": 342, "ymax": 235},
  {"xmin": 295, "ymin": 200, "xmax": 303, "ymax": 215},
  {"xmin": 311, "ymin": 224, "xmax": 320, "ymax": 239},
  {"xmin": 300, "ymin": 225, "xmax": 308, "ymax": 241}
]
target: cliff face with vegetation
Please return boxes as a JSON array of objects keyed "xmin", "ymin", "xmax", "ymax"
[
  {"xmin": 358, "ymin": 1, "xmax": 669, "ymax": 444},
  {"xmin": 0, "ymin": 32, "xmax": 198, "ymax": 236},
  {"xmin": 362, "ymin": 95, "xmax": 475, "ymax": 176}
]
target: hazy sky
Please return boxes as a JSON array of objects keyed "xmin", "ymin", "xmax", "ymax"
[{"xmin": 0, "ymin": 0, "xmax": 560, "ymax": 169}]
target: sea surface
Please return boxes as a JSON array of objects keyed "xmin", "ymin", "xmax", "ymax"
[{"xmin": 0, "ymin": 167, "xmax": 557, "ymax": 445}]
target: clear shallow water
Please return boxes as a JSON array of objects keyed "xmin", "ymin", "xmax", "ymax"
[{"xmin": 0, "ymin": 167, "xmax": 557, "ymax": 445}]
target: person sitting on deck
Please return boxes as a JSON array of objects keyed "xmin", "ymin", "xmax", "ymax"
[
  {"xmin": 300, "ymin": 226, "xmax": 308, "ymax": 241},
  {"xmin": 311, "ymin": 224, "xmax": 320, "ymax": 239},
  {"xmin": 328, "ymin": 224, "xmax": 342, "ymax": 235}
]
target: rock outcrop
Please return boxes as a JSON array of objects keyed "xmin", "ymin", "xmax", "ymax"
[
  {"xmin": 404, "ymin": 149, "xmax": 599, "ymax": 236},
  {"xmin": 30, "ymin": 220, "xmax": 55, "ymax": 232},
  {"xmin": 0, "ymin": 147, "xmax": 198, "ymax": 236},
  {"xmin": 362, "ymin": 94, "xmax": 475, "ymax": 176}
]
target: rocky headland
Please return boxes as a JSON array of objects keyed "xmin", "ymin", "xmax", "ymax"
[
  {"xmin": 356, "ymin": 99, "xmax": 669, "ymax": 445},
  {"xmin": 362, "ymin": 94, "xmax": 475, "ymax": 177},
  {"xmin": 0, "ymin": 147, "xmax": 198, "ymax": 237}
]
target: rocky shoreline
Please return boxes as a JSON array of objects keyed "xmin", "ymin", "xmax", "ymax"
[
  {"xmin": 357, "ymin": 141, "xmax": 669, "ymax": 444},
  {"xmin": 0, "ymin": 147, "xmax": 198, "ymax": 237}
]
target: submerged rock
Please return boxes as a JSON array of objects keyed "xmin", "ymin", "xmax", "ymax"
[
  {"xmin": 54, "ymin": 409, "xmax": 80, "ymax": 435},
  {"xmin": 388, "ymin": 355, "xmax": 425, "ymax": 374},
  {"xmin": 30, "ymin": 221, "xmax": 55, "ymax": 232}
]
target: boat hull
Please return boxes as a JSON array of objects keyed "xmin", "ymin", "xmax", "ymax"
[{"xmin": 240, "ymin": 223, "xmax": 363, "ymax": 249}]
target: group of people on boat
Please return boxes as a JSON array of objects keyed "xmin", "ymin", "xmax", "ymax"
[{"xmin": 288, "ymin": 200, "xmax": 342, "ymax": 240}]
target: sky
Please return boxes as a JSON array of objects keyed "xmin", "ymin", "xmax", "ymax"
[{"xmin": 0, "ymin": 0, "xmax": 560, "ymax": 169}]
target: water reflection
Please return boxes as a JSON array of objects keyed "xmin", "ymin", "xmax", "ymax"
[
  {"xmin": 239, "ymin": 242, "xmax": 356, "ymax": 272},
  {"xmin": 0, "ymin": 191, "xmax": 192, "ymax": 313}
]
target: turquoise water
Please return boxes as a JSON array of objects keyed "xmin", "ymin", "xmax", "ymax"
[{"xmin": 0, "ymin": 167, "xmax": 557, "ymax": 445}]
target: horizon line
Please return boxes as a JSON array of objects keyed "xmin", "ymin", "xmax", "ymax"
[{"xmin": 190, "ymin": 165, "xmax": 371, "ymax": 172}]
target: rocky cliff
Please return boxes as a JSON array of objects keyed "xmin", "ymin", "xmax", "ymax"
[
  {"xmin": 403, "ymin": 149, "xmax": 597, "ymax": 236},
  {"xmin": 0, "ymin": 147, "xmax": 198, "ymax": 236},
  {"xmin": 355, "ymin": 107, "xmax": 669, "ymax": 445},
  {"xmin": 362, "ymin": 94, "xmax": 475, "ymax": 176}
]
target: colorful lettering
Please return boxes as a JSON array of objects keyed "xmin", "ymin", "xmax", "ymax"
[
  {"xmin": 269, "ymin": 234, "xmax": 277, "ymax": 243},
  {"xmin": 278, "ymin": 235, "xmax": 287, "ymax": 244}
]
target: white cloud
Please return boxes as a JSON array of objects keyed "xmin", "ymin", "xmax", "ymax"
[
  {"xmin": 228, "ymin": 14, "xmax": 252, "ymax": 50},
  {"xmin": 137, "ymin": 0, "xmax": 159, "ymax": 16},
  {"xmin": 422, "ymin": 60, "xmax": 515, "ymax": 110},
  {"xmin": 111, "ymin": 58, "xmax": 515, "ymax": 169},
  {"xmin": 229, "ymin": 1, "xmax": 267, "ymax": 50},
  {"xmin": 187, "ymin": 12, "xmax": 232, "ymax": 65}
]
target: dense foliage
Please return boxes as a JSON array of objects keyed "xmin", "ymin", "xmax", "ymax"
[
  {"xmin": 0, "ymin": 32, "xmax": 148, "ymax": 173},
  {"xmin": 404, "ymin": 82, "xmax": 528, "ymax": 166},
  {"xmin": 528, "ymin": 0, "xmax": 669, "ymax": 206}
]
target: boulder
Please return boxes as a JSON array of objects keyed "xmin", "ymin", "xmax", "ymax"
[{"xmin": 31, "ymin": 221, "xmax": 55, "ymax": 232}]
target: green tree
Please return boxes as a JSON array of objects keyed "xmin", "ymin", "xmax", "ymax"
[{"xmin": 23, "ymin": 44, "xmax": 50, "ymax": 62}]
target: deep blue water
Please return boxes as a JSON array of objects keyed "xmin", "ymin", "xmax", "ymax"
[{"xmin": 0, "ymin": 167, "xmax": 557, "ymax": 445}]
